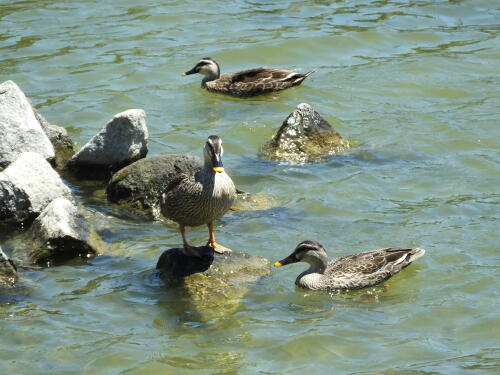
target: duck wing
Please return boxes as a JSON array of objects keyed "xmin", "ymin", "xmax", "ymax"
[
  {"xmin": 214, "ymin": 68, "xmax": 314, "ymax": 97},
  {"xmin": 326, "ymin": 247, "xmax": 425, "ymax": 289},
  {"xmin": 228, "ymin": 68, "xmax": 295, "ymax": 83}
]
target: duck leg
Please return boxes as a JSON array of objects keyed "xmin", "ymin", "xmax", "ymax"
[
  {"xmin": 207, "ymin": 222, "xmax": 232, "ymax": 254},
  {"xmin": 179, "ymin": 224, "xmax": 201, "ymax": 257}
]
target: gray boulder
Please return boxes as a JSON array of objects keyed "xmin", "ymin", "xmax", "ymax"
[
  {"xmin": 0, "ymin": 246, "xmax": 17, "ymax": 286},
  {"xmin": 106, "ymin": 154, "xmax": 202, "ymax": 214},
  {"xmin": 66, "ymin": 109, "xmax": 148, "ymax": 179},
  {"xmin": 261, "ymin": 103, "xmax": 350, "ymax": 162},
  {"xmin": 0, "ymin": 152, "xmax": 73, "ymax": 224},
  {"xmin": 157, "ymin": 247, "xmax": 270, "ymax": 321},
  {"xmin": 13, "ymin": 198, "xmax": 102, "ymax": 265},
  {"xmin": 34, "ymin": 111, "xmax": 75, "ymax": 170},
  {"xmin": 0, "ymin": 80, "xmax": 54, "ymax": 169}
]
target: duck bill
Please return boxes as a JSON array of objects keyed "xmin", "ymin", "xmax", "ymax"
[
  {"xmin": 181, "ymin": 67, "xmax": 197, "ymax": 76},
  {"xmin": 212, "ymin": 155, "xmax": 224, "ymax": 173},
  {"xmin": 274, "ymin": 255, "xmax": 298, "ymax": 267}
]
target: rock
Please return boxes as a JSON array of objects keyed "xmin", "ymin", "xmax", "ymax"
[
  {"xmin": 156, "ymin": 247, "xmax": 270, "ymax": 321},
  {"xmin": 261, "ymin": 103, "xmax": 350, "ymax": 162},
  {"xmin": 106, "ymin": 154, "xmax": 202, "ymax": 215},
  {"xmin": 66, "ymin": 109, "xmax": 148, "ymax": 179},
  {"xmin": 34, "ymin": 111, "xmax": 75, "ymax": 170},
  {"xmin": 0, "ymin": 80, "xmax": 54, "ymax": 169},
  {"xmin": 156, "ymin": 246, "xmax": 215, "ymax": 278},
  {"xmin": 13, "ymin": 198, "xmax": 102, "ymax": 265},
  {"xmin": 0, "ymin": 246, "xmax": 17, "ymax": 286},
  {"xmin": 0, "ymin": 152, "xmax": 73, "ymax": 224}
]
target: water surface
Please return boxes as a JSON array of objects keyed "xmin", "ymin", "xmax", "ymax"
[{"xmin": 1, "ymin": 0, "xmax": 499, "ymax": 374}]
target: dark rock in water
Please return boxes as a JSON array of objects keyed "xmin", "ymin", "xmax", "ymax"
[
  {"xmin": 34, "ymin": 111, "xmax": 75, "ymax": 170},
  {"xmin": 106, "ymin": 154, "xmax": 202, "ymax": 215},
  {"xmin": 261, "ymin": 103, "xmax": 350, "ymax": 162},
  {"xmin": 66, "ymin": 109, "xmax": 148, "ymax": 179},
  {"xmin": 0, "ymin": 152, "xmax": 73, "ymax": 224},
  {"xmin": 13, "ymin": 198, "xmax": 102, "ymax": 265},
  {"xmin": 0, "ymin": 80, "xmax": 55, "ymax": 169},
  {"xmin": 156, "ymin": 246, "xmax": 215, "ymax": 279},
  {"xmin": 156, "ymin": 248, "xmax": 270, "ymax": 321},
  {"xmin": 0, "ymin": 246, "xmax": 17, "ymax": 287}
]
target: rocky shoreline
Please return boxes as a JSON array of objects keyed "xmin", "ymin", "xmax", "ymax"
[{"xmin": 0, "ymin": 80, "xmax": 349, "ymax": 300}]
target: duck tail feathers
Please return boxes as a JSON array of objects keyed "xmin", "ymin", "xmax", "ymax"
[{"xmin": 408, "ymin": 248, "xmax": 426, "ymax": 263}]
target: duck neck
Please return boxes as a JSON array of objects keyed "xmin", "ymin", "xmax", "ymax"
[
  {"xmin": 201, "ymin": 73, "xmax": 218, "ymax": 87},
  {"xmin": 295, "ymin": 258, "xmax": 328, "ymax": 289}
]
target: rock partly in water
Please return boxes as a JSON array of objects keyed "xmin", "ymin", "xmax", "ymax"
[
  {"xmin": 0, "ymin": 152, "xmax": 73, "ymax": 224},
  {"xmin": 107, "ymin": 154, "xmax": 258, "ymax": 216},
  {"xmin": 66, "ymin": 109, "xmax": 148, "ymax": 179},
  {"xmin": 13, "ymin": 198, "xmax": 102, "ymax": 265},
  {"xmin": 34, "ymin": 111, "xmax": 75, "ymax": 170},
  {"xmin": 156, "ymin": 248, "xmax": 270, "ymax": 321},
  {"xmin": 261, "ymin": 103, "xmax": 350, "ymax": 162},
  {"xmin": 0, "ymin": 80, "xmax": 54, "ymax": 169},
  {"xmin": 106, "ymin": 154, "xmax": 202, "ymax": 215},
  {"xmin": 0, "ymin": 246, "xmax": 17, "ymax": 287}
]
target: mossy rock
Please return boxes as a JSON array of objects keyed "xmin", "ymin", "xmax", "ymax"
[{"xmin": 261, "ymin": 103, "xmax": 350, "ymax": 163}]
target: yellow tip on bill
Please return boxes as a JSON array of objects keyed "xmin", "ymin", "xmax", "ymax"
[
  {"xmin": 213, "ymin": 167, "xmax": 224, "ymax": 173},
  {"xmin": 274, "ymin": 261, "xmax": 282, "ymax": 267},
  {"xmin": 181, "ymin": 73, "xmax": 187, "ymax": 76}
]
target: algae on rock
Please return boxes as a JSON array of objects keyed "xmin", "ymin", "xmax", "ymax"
[{"xmin": 261, "ymin": 103, "xmax": 350, "ymax": 163}]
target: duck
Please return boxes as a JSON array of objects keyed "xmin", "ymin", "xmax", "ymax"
[
  {"xmin": 274, "ymin": 240, "xmax": 425, "ymax": 291},
  {"xmin": 160, "ymin": 135, "xmax": 237, "ymax": 257},
  {"xmin": 182, "ymin": 57, "xmax": 315, "ymax": 97}
]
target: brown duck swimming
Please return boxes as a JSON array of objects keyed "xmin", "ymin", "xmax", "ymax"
[
  {"xmin": 275, "ymin": 240, "xmax": 425, "ymax": 291},
  {"xmin": 182, "ymin": 57, "xmax": 314, "ymax": 97},
  {"xmin": 160, "ymin": 136, "xmax": 236, "ymax": 257}
]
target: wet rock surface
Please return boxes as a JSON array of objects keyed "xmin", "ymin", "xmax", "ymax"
[
  {"xmin": 0, "ymin": 246, "xmax": 17, "ymax": 287},
  {"xmin": 156, "ymin": 248, "xmax": 270, "ymax": 321},
  {"xmin": 12, "ymin": 198, "xmax": 102, "ymax": 265},
  {"xmin": 66, "ymin": 109, "xmax": 148, "ymax": 179},
  {"xmin": 261, "ymin": 103, "xmax": 350, "ymax": 162},
  {"xmin": 34, "ymin": 111, "xmax": 75, "ymax": 170},
  {"xmin": 0, "ymin": 80, "xmax": 54, "ymax": 169},
  {"xmin": 0, "ymin": 152, "xmax": 73, "ymax": 224},
  {"xmin": 106, "ymin": 154, "xmax": 202, "ymax": 214}
]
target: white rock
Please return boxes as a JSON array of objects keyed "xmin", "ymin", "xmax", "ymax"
[
  {"xmin": 0, "ymin": 80, "xmax": 54, "ymax": 168},
  {"xmin": 0, "ymin": 152, "xmax": 72, "ymax": 223},
  {"xmin": 24, "ymin": 198, "xmax": 101, "ymax": 264},
  {"xmin": 67, "ymin": 109, "xmax": 148, "ymax": 178}
]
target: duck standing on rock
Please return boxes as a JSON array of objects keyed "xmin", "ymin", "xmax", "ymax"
[
  {"xmin": 275, "ymin": 240, "xmax": 425, "ymax": 291},
  {"xmin": 160, "ymin": 136, "xmax": 236, "ymax": 257},
  {"xmin": 182, "ymin": 57, "xmax": 315, "ymax": 97}
]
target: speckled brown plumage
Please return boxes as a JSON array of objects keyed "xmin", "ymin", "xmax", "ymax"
[
  {"xmin": 160, "ymin": 136, "xmax": 236, "ymax": 255},
  {"xmin": 161, "ymin": 165, "xmax": 235, "ymax": 227},
  {"xmin": 275, "ymin": 240, "xmax": 426, "ymax": 291},
  {"xmin": 183, "ymin": 58, "xmax": 314, "ymax": 98}
]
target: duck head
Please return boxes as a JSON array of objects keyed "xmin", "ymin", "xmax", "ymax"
[
  {"xmin": 275, "ymin": 240, "xmax": 329, "ymax": 272},
  {"xmin": 204, "ymin": 135, "xmax": 225, "ymax": 173},
  {"xmin": 182, "ymin": 57, "xmax": 220, "ymax": 81}
]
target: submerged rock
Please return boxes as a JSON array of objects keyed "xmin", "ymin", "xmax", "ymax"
[
  {"xmin": 0, "ymin": 246, "xmax": 17, "ymax": 287},
  {"xmin": 156, "ymin": 247, "xmax": 270, "ymax": 321},
  {"xmin": 13, "ymin": 198, "xmax": 102, "ymax": 265},
  {"xmin": 0, "ymin": 152, "xmax": 73, "ymax": 224},
  {"xmin": 106, "ymin": 154, "xmax": 202, "ymax": 214},
  {"xmin": 34, "ymin": 111, "xmax": 75, "ymax": 170},
  {"xmin": 261, "ymin": 103, "xmax": 350, "ymax": 162},
  {"xmin": 0, "ymin": 80, "xmax": 54, "ymax": 169},
  {"xmin": 66, "ymin": 109, "xmax": 148, "ymax": 179}
]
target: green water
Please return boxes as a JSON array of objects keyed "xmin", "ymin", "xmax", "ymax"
[{"xmin": 1, "ymin": 0, "xmax": 499, "ymax": 374}]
